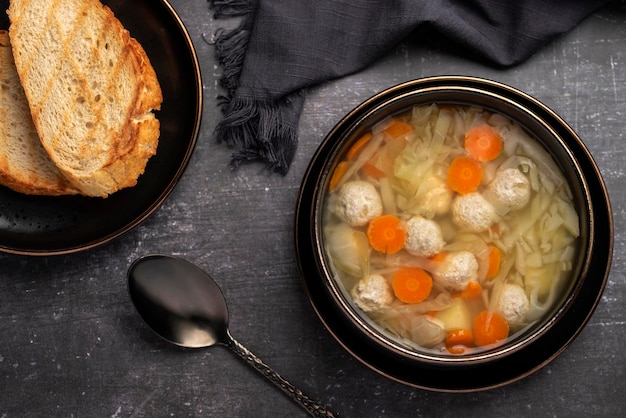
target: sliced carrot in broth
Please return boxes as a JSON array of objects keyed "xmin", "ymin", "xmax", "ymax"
[
  {"xmin": 464, "ymin": 124, "xmax": 503, "ymax": 162},
  {"xmin": 367, "ymin": 214, "xmax": 406, "ymax": 254},
  {"xmin": 391, "ymin": 267, "xmax": 433, "ymax": 303},
  {"xmin": 486, "ymin": 245, "xmax": 502, "ymax": 279},
  {"xmin": 361, "ymin": 162, "xmax": 386, "ymax": 179},
  {"xmin": 447, "ymin": 155, "xmax": 483, "ymax": 194},
  {"xmin": 346, "ymin": 132, "xmax": 373, "ymax": 160},
  {"xmin": 445, "ymin": 328, "xmax": 474, "ymax": 348},
  {"xmin": 454, "ymin": 281, "xmax": 483, "ymax": 300},
  {"xmin": 383, "ymin": 120, "xmax": 413, "ymax": 139},
  {"xmin": 329, "ymin": 161, "xmax": 349, "ymax": 191},
  {"xmin": 473, "ymin": 311, "xmax": 509, "ymax": 346}
]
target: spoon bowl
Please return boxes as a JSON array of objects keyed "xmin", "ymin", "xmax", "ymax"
[
  {"xmin": 128, "ymin": 254, "xmax": 228, "ymax": 347},
  {"xmin": 128, "ymin": 254, "xmax": 336, "ymax": 417}
]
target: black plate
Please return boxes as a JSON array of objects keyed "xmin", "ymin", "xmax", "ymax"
[
  {"xmin": 295, "ymin": 76, "xmax": 613, "ymax": 391},
  {"xmin": 0, "ymin": 0, "xmax": 202, "ymax": 255}
]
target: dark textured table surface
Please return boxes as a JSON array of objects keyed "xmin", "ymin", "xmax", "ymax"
[{"xmin": 1, "ymin": 1, "xmax": 625, "ymax": 417}]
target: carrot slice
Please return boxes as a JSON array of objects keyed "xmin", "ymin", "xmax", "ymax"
[
  {"xmin": 361, "ymin": 162, "xmax": 386, "ymax": 179},
  {"xmin": 429, "ymin": 251, "xmax": 447, "ymax": 262},
  {"xmin": 447, "ymin": 346, "xmax": 467, "ymax": 355},
  {"xmin": 445, "ymin": 328, "xmax": 474, "ymax": 348},
  {"xmin": 367, "ymin": 214, "xmax": 406, "ymax": 254},
  {"xmin": 329, "ymin": 161, "xmax": 349, "ymax": 191},
  {"xmin": 464, "ymin": 124, "xmax": 503, "ymax": 162},
  {"xmin": 391, "ymin": 267, "xmax": 433, "ymax": 303},
  {"xmin": 473, "ymin": 311, "xmax": 509, "ymax": 346},
  {"xmin": 454, "ymin": 281, "xmax": 483, "ymax": 300},
  {"xmin": 447, "ymin": 155, "xmax": 483, "ymax": 194},
  {"xmin": 346, "ymin": 132, "xmax": 373, "ymax": 160},
  {"xmin": 383, "ymin": 120, "xmax": 413, "ymax": 139},
  {"xmin": 486, "ymin": 245, "xmax": 502, "ymax": 279}
]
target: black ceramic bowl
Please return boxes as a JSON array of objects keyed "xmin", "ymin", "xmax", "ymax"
[{"xmin": 295, "ymin": 76, "xmax": 613, "ymax": 392}]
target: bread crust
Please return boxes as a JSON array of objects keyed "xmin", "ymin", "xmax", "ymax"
[
  {"xmin": 7, "ymin": 0, "xmax": 163, "ymax": 197},
  {"xmin": 0, "ymin": 30, "xmax": 80, "ymax": 196}
]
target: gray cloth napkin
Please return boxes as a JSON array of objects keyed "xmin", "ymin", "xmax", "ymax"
[{"xmin": 209, "ymin": 0, "xmax": 608, "ymax": 174}]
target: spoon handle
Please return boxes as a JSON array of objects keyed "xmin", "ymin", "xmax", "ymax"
[{"xmin": 226, "ymin": 334, "xmax": 337, "ymax": 418}]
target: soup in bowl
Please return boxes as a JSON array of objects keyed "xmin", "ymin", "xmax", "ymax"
[{"xmin": 295, "ymin": 76, "xmax": 612, "ymax": 391}]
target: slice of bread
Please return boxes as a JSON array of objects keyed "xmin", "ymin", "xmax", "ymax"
[
  {"xmin": 7, "ymin": 0, "xmax": 163, "ymax": 197},
  {"xmin": 0, "ymin": 30, "xmax": 79, "ymax": 196}
]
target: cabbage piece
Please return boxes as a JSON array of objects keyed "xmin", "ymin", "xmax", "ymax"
[
  {"xmin": 372, "ymin": 116, "xmax": 395, "ymax": 135},
  {"xmin": 515, "ymin": 241, "xmax": 528, "ymax": 275},
  {"xmin": 501, "ymin": 192, "xmax": 551, "ymax": 250},
  {"xmin": 406, "ymin": 174, "xmax": 452, "ymax": 218},
  {"xmin": 486, "ymin": 254, "xmax": 516, "ymax": 312},
  {"xmin": 324, "ymin": 223, "xmax": 369, "ymax": 280},
  {"xmin": 526, "ymin": 262, "xmax": 564, "ymax": 322},
  {"xmin": 373, "ymin": 135, "xmax": 412, "ymax": 177},
  {"xmin": 461, "ymin": 106, "xmax": 489, "ymax": 131},
  {"xmin": 395, "ymin": 106, "xmax": 454, "ymax": 196},
  {"xmin": 526, "ymin": 251, "xmax": 543, "ymax": 268},
  {"xmin": 334, "ymin": 132, "xmax": 386, "ymax": 189},
  {"xmin": 374, "ymin": 293, "xmax": 451, "ymax": 348},
  {"xmin": 411, "ymin": 104, "xmax": 437, "ymax": 137},
  {"xmin": 487, "ymin": 112, "xmax": 512, "ymax": 131},
  {"xmin": 517, "ymin": 129, "xmax": 566, "ymax": 192},
  {"xmin": 427, "ymin": 108, "xmax": 453, "ymax": 161},
  {"xmin": 377, "ymin": 313, "xmax": 446, "ymax": 349},
  {"xmin": 556, "ymin": 196, "xmax": 580, "ymax": 237},
  {"xmin": 524, "ymin": 262, "xmax": 560, "ymax": 304},
  {"xmin": 503, "ymin": 124, "xmax": 529, "ymax": 157},
  {"xmin": 559, "ymin": 244, "xmax": 576, "ymax": 265},
  {"xmin": 379, "ymin": 177, "xmax": 397, "ymax": 214},
  {"xmin": 499, "ymin": 155, "xmax": 536, "ymax": 178},
  {"xmin": 382, "ymin": 252, "xmax": 432, "ymax": 271},
  {"xmin": 443, "ymin": 233, "xmax": 489, "ymax": 255},
  {"xmin": 394, "ymin": 142, "xmax": 431, "ymax": 187},
  {"xmin": 408, "ymin": 315, "xmax": 446, "ymax": 348},
  {"xmin": 381, "ymin": 292, "xmax": 453, "ymax": 316}
]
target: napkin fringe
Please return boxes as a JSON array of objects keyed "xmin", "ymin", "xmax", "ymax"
[
  {"xmin": 213, "ymin": 95, "xmax": 300, "ymax": 175},
  {"xmin": 210, "ymin": 0, "xmax": 299, "ymax": 174},
  {"xmin": 214, "ymin": 24, "xmax": 250, "ymax": 95},
  {"xmin": 211, "ymin": 0, "xmax": 255, "ymax": 96}
]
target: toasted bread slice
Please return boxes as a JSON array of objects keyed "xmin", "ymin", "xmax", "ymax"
[
  {"xmin": 0, "ymin": 31, "xmax": 79, "ymax": 196},
  {"xmin": 8, "ymin": 0, "xmax": 163, "ymax": 197}
]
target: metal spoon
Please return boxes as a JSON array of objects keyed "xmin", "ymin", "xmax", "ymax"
[{"xmin": 127, "ymin": 254, "xmax": 336, "ymax": 418}]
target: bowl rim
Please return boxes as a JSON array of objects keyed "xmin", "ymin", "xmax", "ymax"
[{"xmin": 295, "ymin": 75, "xmax": 613, "ymax": 391}]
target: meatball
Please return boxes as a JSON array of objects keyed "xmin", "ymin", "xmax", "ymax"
[
  {"xmin": 351, "ymin": 274, "xmax": 393, "ymax": 313},
  {"xmin": 486, "ymin": 168, "xmax": 530, "ymax": 211},
  {"xmin": 496, "ymin": 284, "xmax": 530, "ymax": 323},
  {"xmin": 404, "ymin": 216, "xmax": 445, "ymax": 257},
  {"xmin": 452, "ymin": 192, "xmax": 496, "ymax": 232},
  {"xmin": 435, "ymin": 251, "xmax": 479, "ymax": 292},
  {"xmin": 336, "ymin": 180, "xmax": 383, "ymax": 226}
]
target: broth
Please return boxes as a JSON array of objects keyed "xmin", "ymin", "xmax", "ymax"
[{"xmin": 322, "ymin": 104, "xmax": 580, "ymax": 355}]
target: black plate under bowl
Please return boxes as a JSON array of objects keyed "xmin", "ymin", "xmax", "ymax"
[
  {"xmin": 0, "ymin": 0, "xmax": 202, "ymax": 255},
  {"xmin": 295, "ymin": 76, "xmax": 613, "ymax": 391}
]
